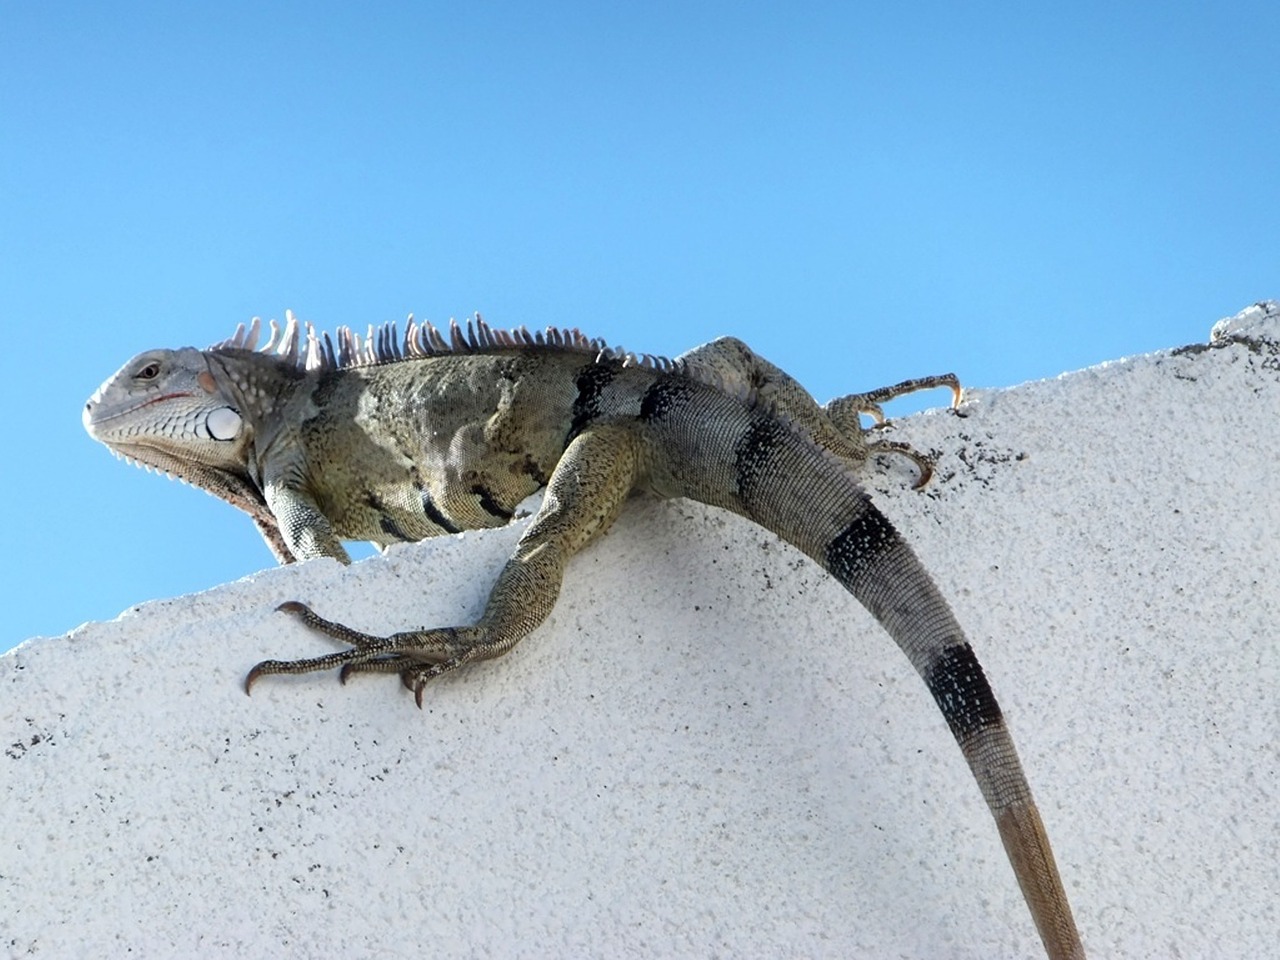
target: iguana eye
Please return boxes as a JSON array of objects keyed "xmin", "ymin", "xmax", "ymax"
[{"xmin": 135, "ymin": 361, "xmax": 161, "ymax": 380}]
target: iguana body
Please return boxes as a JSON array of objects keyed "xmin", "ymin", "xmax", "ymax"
[{"xmin": 84, "ymin": 312, "xmax": 1084, "ymax": 958}]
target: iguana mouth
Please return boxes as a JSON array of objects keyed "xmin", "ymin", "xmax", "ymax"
[{"xmin": 84, "ymin": 392, "xmax": 194, "ymax": 429}]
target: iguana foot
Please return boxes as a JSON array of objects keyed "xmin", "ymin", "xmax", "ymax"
[
  {"xmin": 824, "ymin": 373, "xmax": 960, "ymax": 488},
  {"xmin": 244, "ymin": 602, "xmax": 478, "ymax": 706}
]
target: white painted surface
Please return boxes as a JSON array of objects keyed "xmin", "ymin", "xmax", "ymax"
[{"xmin": 5, "ymin": 303, "xmax": 1278, "ymax": 958}]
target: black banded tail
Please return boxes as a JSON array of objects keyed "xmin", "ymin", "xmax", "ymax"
[
  {"xmin": 649, "ymin": 394, "xmax": 1085, "ymax": 959},
  {"xmin": 824, "ymin": 502, "xmax": 1083, "ymax": 957}
]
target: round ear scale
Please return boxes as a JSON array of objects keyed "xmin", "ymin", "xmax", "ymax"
[{"xmin": 205, "ymin": 407, "xmax": 243, "ymax": 442}]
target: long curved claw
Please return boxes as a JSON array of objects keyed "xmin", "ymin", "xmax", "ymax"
[
  {"xmin": 911, "ymin": 459, "xmax": 934, "ymax": 491},
  {"xmin": 409, "ymin": 666, "xmax": 444, "ymax": 709},
  {"xmin": 868, "ymin": 439, "xmax": 938, "ymax": 490},
  {"xmin": 946, "ymin": 377, "xmax": 963, "ymax": 409},
  {"xmin": 403, "ymin": 654, "xmax": 475, "ymax": 708}
]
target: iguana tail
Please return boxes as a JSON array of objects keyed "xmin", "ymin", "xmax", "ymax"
[
  {"xmin": 822, "ymin": 498, "xmax": 1084, "ymax": 960},
  {"xmin": 645, "ymin": 391, "xmax": 1085, "ymax": 959}
]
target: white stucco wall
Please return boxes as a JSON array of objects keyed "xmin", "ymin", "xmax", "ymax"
[{"xmin": 4, "ymin": 303, "xmax": 1278, "ymax": 958}]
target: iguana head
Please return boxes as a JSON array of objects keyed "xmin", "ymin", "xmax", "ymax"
[
  {"xmin": 85, "ymin": 335, "xmax": 312, "ymax": 562},
  {"xmin": 83, "ymin": 346, "xmax": 255, "ymax": 481}
]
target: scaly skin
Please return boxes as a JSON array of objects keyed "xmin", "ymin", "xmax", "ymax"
[{"xmin": 85, "ymin": 314, "xmax": 1083, "ymax": 958}]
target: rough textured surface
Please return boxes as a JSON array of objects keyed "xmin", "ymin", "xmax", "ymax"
[{"xmin": 5, "ymin": 302, "xmax": 1278, "ymax": 957}]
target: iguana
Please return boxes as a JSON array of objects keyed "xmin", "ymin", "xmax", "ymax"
[{"xmin": 83, "ymin": 311, "xmax": 1084, "ymax": 959}]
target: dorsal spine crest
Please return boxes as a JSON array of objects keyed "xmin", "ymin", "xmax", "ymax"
[{"xmin": 209, "ymin": 310, "xmax": 687, "ymax": 378}]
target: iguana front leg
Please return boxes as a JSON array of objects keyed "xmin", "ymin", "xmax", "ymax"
[
  {"xmin": 262, "ymin": 476, "xmax": 353, "ymax": 563},
  {"xmin": 246, "ymin": 423, "xmax": 643, "ymax": 704}
]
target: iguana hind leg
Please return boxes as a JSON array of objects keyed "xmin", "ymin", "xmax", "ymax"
[
  {"xmin": 825, "ymin": 373, "xmax": 961, "ymax": 489},
  {"xmin": 246, "ymin": 423, "xmax": 643, "ymax": 705},
  {"xmin": 679, "ymin": 337, "xmax": 957, "ymax": 486},
  {"xmin": 678, "ymin": 337, "xmax": 869, "ymax": 466}
]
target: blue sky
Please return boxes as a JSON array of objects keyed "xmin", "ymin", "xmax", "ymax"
[{"xmin": 4, "ymin": 2, "xmax": 1277, "ymax": 650}]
